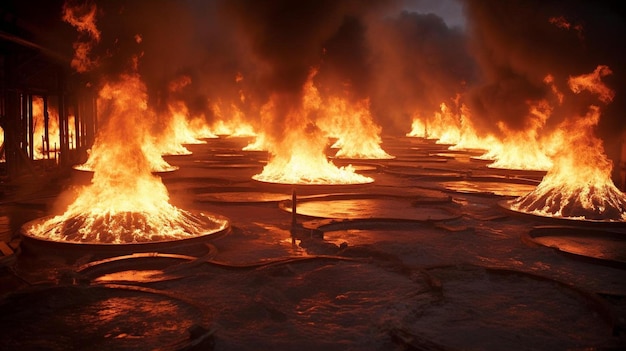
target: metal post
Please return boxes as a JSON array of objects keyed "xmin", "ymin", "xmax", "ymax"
[
  {"xmin": 43, "ymin": 95, "xmax": 50, "ymax": 159},
  {"xmin": 291, "ymin": 188, "xmax": 297, "ymax": 228}
]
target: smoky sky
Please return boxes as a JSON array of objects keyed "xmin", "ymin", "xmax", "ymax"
[
  {"xmin": 3, "ymin": 0, "xmax": 624, "ymax": 164},
  {"xmin": 462, "ymin": 0, "xmax": 626, "ymax": 166}
]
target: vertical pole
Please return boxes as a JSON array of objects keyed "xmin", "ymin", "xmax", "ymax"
[
  {"xmin": 619, "ymin": 132, "xmax": 626, "ymax": 193},
  {"xmin": 43, "ymin": 95, "xmax": 50, "ymax": 159},
  {"xmin": 291, "ymin": 188, "xmax": 297, "ymax": 228},
  {"xmin": 74, "ymin": 99, "xmax": 80, "ymax": 151},
  {"xmin": 58, "ymin": 93, "xmax": 68, "ymax": 165},
  {"xmin": 27, "ymin": 94, "xmax": 33, "ymax": 159}
]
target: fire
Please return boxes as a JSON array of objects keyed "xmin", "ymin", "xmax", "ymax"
[
  {"xmin": 296, "ymin": 69, "xmax": 392, "ymax": 160},
  {"xmin": 157, "ymin": 102, "xmax": 207, "ymax": 156},
  {"xmin": 31, "ymin": 97, "xmax": 77, "ymax": 160},
  {"xmin": 406, "ymin": 117, "xmax": 427, "ymax": 138},
  {"xmin": 76, "ymin": 73, "xmax": 177, "ymax": 173},
  {"xmin": 28, "ymin": 72, "xmax": 228, "ymax": 243},
  {"xmin": 62, "ymin": 0, "xmax": 100, "ymax": 73},
  {"xmin": 477, "ymin": 101, "xmax": 554, "ymax": 171},
  {"xmin": 210, "ymin": 101, "xmax": 256, "ymax": 137},
  {"xmin": 243, "ymin": 132, "xmax": 267, "ymax": 151},
  {"xmin": 319, "ymin": 97, "xmax": 393, "ymax": 159},
  {"xmin": 408, "ymin": 102, "xmax": 494, "ymax": 152},
  {"xmin": 253, "ymin": 126, "xmax": 373, "ymax": 185},
  {"xmin": 253, "ymin": 73, "xmax": 373, "ymax": 185},
  {"xmin": 509, "ymin": 66, "xmax": 626, "ymax": 221}
]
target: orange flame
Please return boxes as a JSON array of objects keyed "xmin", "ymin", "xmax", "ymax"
[
  {"xmin": 31, "ymin": 97, "xmax": 77, "ymax": 160},
  {"xmin": 210, "ymin": 101, "xmax": 256, "ymax": 137},
  {"xmin": 30, "ymin": 72, "xmax": 227, "ymax": 243},
  {"xmin": 253, "ymin": 70, "xmax": 373, "ymax": 185},
  {"xmin": 62, "ymin": 0, "xmax": 100, "ymax": 73},
  {"xmin": 319, "ymin": 97, "xmax": 393, "ymax": 159},
  {"xmin": 253, "ymin": 125, "xmax": 372, "ymax": 185},
  {"xmin": 510, "ymin": 66, "xmax": 626, "ymax": 221},
  {"xmin": 75, "ymin": 73, "xmax": 176, "ymax": 172}
]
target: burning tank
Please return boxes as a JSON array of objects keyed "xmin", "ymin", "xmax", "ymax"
[{"xmin": 22, "ymin": 72, "xmax": 229, "ymax": 249}]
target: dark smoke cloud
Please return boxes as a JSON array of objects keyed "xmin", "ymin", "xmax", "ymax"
[
  {"xmin": 461, "ymin": 0, "xmax": 626, "ymax": 174},
  {"xmin": 4, "ymin": 0, "xmax": 624, "ymax": 174},
  {"xmin": 366, "ymin": 10, "xmax": 476, "ymax": 133}
]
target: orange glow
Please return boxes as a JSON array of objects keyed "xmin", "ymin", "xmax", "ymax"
[
  {"xmin": 510, "ymin": 66, "xmax": 626, "ymax": 221},
  {"xmin": 253, "ymin": 126, "xmax": 373, "ymax": 185},
  {"xmin": 75, "ymin": 73, "xmax": 176, "ymax": 173},
  {"xmin": 477, "ymin": 101, "xmax": 553, "ymax": 171},
  {"xmin": 29, "ymin": 72, "xmax": 228, "ymax": 243},
  {"xmin": 62, "ymin": 1, "xmax": 100, "ymax": 73},
  {"xmin": 157, "ymin": 101, "xmax": 207, "ymax": 156},
  {"xmin": 253, "ymin": 70, "xmax": 373, "ymax": 185},
  {"xmin": 242, "ymin": 132, "xmax": 267, "ymax": 151},
  {"xmin": 319, "ymin": 97, "xmax": 393, "ymax": 159},
  {"xmin": 31, "ymin": 97, "xmax": 76, "ymax": 160},
  {"xmin": 210, "ymin": 101, "xmax": 256, "ymax": 137}
]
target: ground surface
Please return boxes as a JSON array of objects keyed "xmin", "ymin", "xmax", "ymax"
[{"xmin": 0, "ymin": 136, "xmax": 625, "ymax": 350}]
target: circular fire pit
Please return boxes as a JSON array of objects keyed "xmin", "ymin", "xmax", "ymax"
[
  {"xmin": 498, "ymin": 199, "xmax": 626, "ymax": 226},
  {"xmin": 20, "ymin": 212, "xmax": 230, "ymax": 254}
]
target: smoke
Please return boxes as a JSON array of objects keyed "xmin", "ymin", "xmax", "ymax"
[
  {"xmin": 4, "ymin": 0, "xmax": 625, "ymax": 176},
  {"xmin": 461, "ymin": 0, "xmax": 626, "ymax": 173},
  {"xmin": 366, "ymin": 9, "xmax": 476, "ymax": 133}
]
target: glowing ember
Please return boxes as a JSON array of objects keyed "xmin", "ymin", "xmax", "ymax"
[
  {"xmin": 509, "ymin": 66, "xmax": 626, "ymax": 221},
  {"xmin": 28, "ymin": 72, "xmax": 228, "ymax": 243}
]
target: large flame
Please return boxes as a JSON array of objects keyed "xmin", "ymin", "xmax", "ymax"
[
  {"xmin": 28, "ymin": 72, "xmax": 228, "ymax": 243},
  {"xmin": 75, "ymin": 75, "xmax": 177, "ymax": 173},
  {"xmin": 252, "ymin": 73, "xmax": 373, "ymax": 185},
  {"xmin": 253, "ymin": 126, "xmax": 373, "ymax": 185},
  {"xmin": 319, "ymin": 96, "xmax": 393, "ymax": 159},
  {"xmin": 510, "ymin": 66, "xmax": 626, "ymax": 221},
  {"xmin": 210, "ymin": 101, "xmax": 256, "ymax": 137},
  {"xmin": 477, "ymin": 100, "xmax": 554, "ymax": 171}
]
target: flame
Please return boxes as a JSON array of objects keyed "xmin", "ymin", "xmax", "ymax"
[
  {"xmin": 62, "ymin": 0, "xmax": 100, "ymax": 73},
  {"xmin": 157, "ymin": 102, "xmax": 208, "ymax": 156},
  {"xmin": 253, "ymin": 71, "xmax": 373, "ymax": 185},
  {"xmin": 29, "ymin": 72, "xmax": 228, "ymax": 243},
  {"xmin": 210, "ymin": 101, "xmax": 256, "ymax": 137},
  {"xmin": 477, "ymin": 100, "xmax": 553, "ymax": 170},
  {"xmin": 243, "ymin": 132, "xmax": 268, "ymax": 151},
  {"xmin": 253, "ymin": 126, "xmax": 373, "ymax": 185},
  {"xmin": 31, "ymin": 97, "xmax": 77, "ymax": 160},
  {"xmin": 188, "ymin": 117, "xmax": 219, "ymax": 139},
  {"xmin": 406, "ymin": 117, "xmax": 428, "ymax": 138},
  {"xmin": 319, "ymin": 97, "xmax": 393, "ymax": 159},
  {"xmin": 75, "ymin": 74, "xmax": 176, "ymax": 173},
  {"xmin": 297, "ymin": 69, "xmax": 392, "ymax": 159},
  {"xmin": 510, "ymin": 66, "xmax": 626, "ymax": 221}
]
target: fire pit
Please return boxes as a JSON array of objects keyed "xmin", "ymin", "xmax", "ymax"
[{"xmin": 20, "ymin": 211, "xmax": 230, "ymax": 254}]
